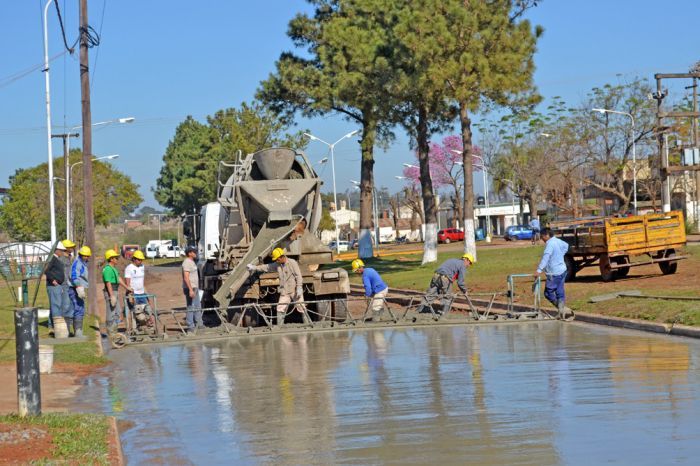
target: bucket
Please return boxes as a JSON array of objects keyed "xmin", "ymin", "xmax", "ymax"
[
  {"xmin": 53, "ymin": 316, "xmax": 69, "ymax": 339},
  {"xmin": 39, "ymin": 345, "xmax": 54, "ymax": 374}
]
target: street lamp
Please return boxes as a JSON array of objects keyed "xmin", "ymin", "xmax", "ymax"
[
  {"xmin": 592, "ymin": 108, "xmax": 637, "ymax": 214},
  {"xmin": 42, "ymin": 0, "xmax": 57, "ymax": 243},
  {"xmin": 451, "ymin": 150, "xmax": 490, "ymax": 241},
  {"xmin": 314, "ymin": 157, "xmax": 329, "ymax": 167},
  {"xmin": 62, "ymin": 117, "xmax": 134, "ymax": 237},
  {"xmin": 68, "ymin": 155, "xmax": 119, "ymax": 238},
  {"xmin": 304, "ymin": 130, "xmax": 359, "ymax": 253}
]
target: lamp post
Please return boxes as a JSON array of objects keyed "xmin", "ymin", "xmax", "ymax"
[
  {"xmin": 42, "ymin": 0, "xmax": 57, "ymax": 243},
  {"xmin": 304, "ymin": 130, "xmax": 359, "ymax": 253},
  {"xmin": 593, "ymin": 108, "xmax": 637, "ymax": 214},
  {"xmin": 68, "ymin": 155, "xmax": 119, "ymax": 238}
]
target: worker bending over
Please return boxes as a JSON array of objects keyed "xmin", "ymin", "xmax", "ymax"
[
  {"xmin": 534, "ymin": 227, "xmax": 572, "ymax": 320},
  {"xmin": 422, "ymin": 253, "xmax": 474, "ymax": 315},
  {"xmin": 352, "ymin": 259, "xmax": 388, "ymax": 321},
  {"xmin": 247, "ymin": 248, "xmax": 305, "ymax": 325}
]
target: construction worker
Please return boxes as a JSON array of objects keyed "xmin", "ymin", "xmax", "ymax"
[
  {"xmin": 182, "ymin": 246, "xmax": 203, "ymax": 333},
  {"xmin": 103, "ymin": 249, "xmax": 131, "ymax": 332},
  {"xmin": 422, "ymin": 253, "xmax": 475, "ymax": 315},
  {"xmin": 45, "ymin": 242, "xmax": 68, "ymax": 336},
  {"xmin": 69, "ymin": 245, "xmax": 91, "ymax": 337},
  {"xmin": 247, "ymin": 248, "xmax": 304, "ymax": 325},
  {"xmin": 352, "ymin": 259, "xmax": 388, "ymax": 321},
  {"xmin": 60, "ymin": 239, "xmax": 76, "ymax": 322},
  {"xmin": 534, "ymin": 227, "xmax": 571, "ymax": 320},
  {"xmin": 125, "ymin": 249, "xmax": 150, "ymax": 306}
]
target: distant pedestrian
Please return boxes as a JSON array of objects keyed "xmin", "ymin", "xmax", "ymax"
[
  {"xmin": 103, "ymin": 249, "xmax": 131, "ymax": 332},
  {"xmin": 352, "ymin": 259, "xmax": 388, "ymax": 322},
  {"xmin": 69, "ymin": 246, "xmax": 91, "ymax": 337},
  {"xmin": 182, "ymin": 246, "xmax": 203, "ymax": 333},
  {"xmin": 422, "ymin": 253, "xmax": 475, "ymax": 315},
  {"xmin": 534, "ymin": 227, "xmax": 572, "ymax": 320},
  {"xmin": 529, "ymin": 217, "xmax": 541, "ymax": 244},
  {"xmin": 247, "ymin": 248, "xmax": 305, "ymax": 325},
  {"xmin": 45, "ymin": 242, "xmax": 67, "ymax": 336}
]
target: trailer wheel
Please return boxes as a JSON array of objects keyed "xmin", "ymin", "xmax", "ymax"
[
  {"xmin": 612, "ymin": 256, "xmax": 630, "ymax": 278},
  {"xmin": 331, "ymin": 294, "xmax": 348, "ymax": 322},
  {"xmin": 659, "ymin": 249, "xmax": 678, "ymax": 275},
  {"xmin": 599, "ymin": 254, "xmax": 615, "ymax": 282},
  {"xmin": 564, "ymin": 255, "xmax": 578, "ymax": 282}
]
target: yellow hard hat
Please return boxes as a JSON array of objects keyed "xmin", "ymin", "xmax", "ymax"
[
  {"xmin": 105, "ymin": 249, "xmax": 119, "ymax": 261},
  {"xmin": 132, "ymin": 250, "xmax": 145, "ymax": 260},
  {"xmin": 271, "ymin": 248, "xmax": 285, "ymax": 261},
  {"xmin": 62, "ymin": 239, "xmax": 76, "ymax": 248},
  {"xmin": 462, "ymin": 252, "xmax": 475, "ymax": 264},
  {"xmin": 78, "ymin": 246, "xmax": 92, "ymax": 257},
  {"xmin": 351, "ymin": 259, "xmax": 365, "ymax": 271}
]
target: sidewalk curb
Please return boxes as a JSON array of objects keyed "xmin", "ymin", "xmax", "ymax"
[{"xmin": 108, "ymin": 416, "xmax": 125, "ymax": 466}]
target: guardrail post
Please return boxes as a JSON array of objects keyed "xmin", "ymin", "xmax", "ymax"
[{"xmin": 15, "ymin": 307, "xmax": 41, "ymax": 417}]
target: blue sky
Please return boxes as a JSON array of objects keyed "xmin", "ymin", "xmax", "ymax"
[{"xmin": 1, "ymin": 0, "xmax": 698, "ymax": 209}]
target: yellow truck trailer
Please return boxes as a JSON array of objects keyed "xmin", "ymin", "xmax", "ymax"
[{"xmin": 550, "ymin": 211, "xmax": 687, "ymax": 282}]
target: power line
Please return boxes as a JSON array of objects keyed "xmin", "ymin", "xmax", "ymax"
[
  {"xmin": 0, "ymin": 51, "xmax": 69, "ymax": 90},
  {"xmin": 53, "ymin": 0, "xmax": 77, "ymax": 53},
  {"xmin": 91, "ymin": 0, "xmax": 108, "ymax": 87}
]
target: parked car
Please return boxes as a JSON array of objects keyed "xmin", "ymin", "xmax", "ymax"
[
  {"xmin": 328, "ymin": 240, "xmax": 350, "ymax": 252},
  {"xmin": 437, "ymin": 228, "xmax": 464, "ymax": 243},
  {"xmin": 504, "ymin": 225, "xmax": 534, "ymax": 241}
]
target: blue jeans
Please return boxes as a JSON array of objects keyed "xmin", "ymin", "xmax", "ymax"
[
  {"xmin": 47, "ymin": 285, "xmax": 64, "ymax": 327},
  {"xmin": 67, "ymin": 287, "xmax": 85, "ymax": 319},
  {"xmin": 544, "ymin": 272, "xmax": 566, "ymax": 307},
  {"xmin": 61, "ymin": 283, "xmax": 73, "ymax": 318},
  {"xmin": 184, "ymin": 288, "xmax": 203, "ymax": 330}
]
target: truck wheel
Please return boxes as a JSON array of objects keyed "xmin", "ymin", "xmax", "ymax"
[
  {"xmin": 564, "ymin": 255, "xmax": 578, "ymax": 282},
  {"xmin": 599, "ymin": 254, "xmax": 615, "ymax": 282},
  {"xmin": 612, "ymin": 256, "xmax": 630, "ymax": 278},
  {"xmin": 659, "ymin": 249, "xmax": 678, "ymax": 275},
  {"xmin": 332, "ymin": 294, "xmax": 348, "ymax": 322}
]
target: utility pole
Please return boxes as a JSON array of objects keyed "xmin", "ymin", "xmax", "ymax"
[
  {"xmin": 79, "ymin": 0, "xmax": 97, "ymax": 318},
  {"xmin": 51, "ymin": 132, "xmax": 79, "ymax": 237}
]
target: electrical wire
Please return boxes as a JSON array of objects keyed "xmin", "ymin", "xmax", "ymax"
[
  {"xmin": 53, "ymin": 0, "xmax": 77, "ymax": 53},
  {"xmin": 0, "ymin": 51, "xmax": 68, "ymax": 91},
  {"xmin": 91, "ymin": 0, "xmax": 108, "ymax": 87}
]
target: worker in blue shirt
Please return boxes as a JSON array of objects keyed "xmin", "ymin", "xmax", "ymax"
[
  {"xmin": 529, "ymin": 217, "xmax": 541, "ymax": 244},
  {"xmin": 352, "ymin": 259, "xmax": 388, "ymax": 322},
  {"xmin": 534, "ymin": 227, "xmax": 572, "ymax": 320}
]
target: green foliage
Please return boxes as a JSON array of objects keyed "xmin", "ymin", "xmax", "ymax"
[
  {"xmin": 154, "ymin": 102, "xmax": 308, "ymax": 214},
  {"xmin": 0, "ymin": 150, "xmax": 142, "ymax": 242},
  {"xmin": 318, "ymin": 207, "xmax": 336, "ymax": 232}
]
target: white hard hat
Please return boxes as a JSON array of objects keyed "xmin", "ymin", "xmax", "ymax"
[{"xmin": 56, "ymin": 242, "xmax": 67, "ymax": 251}]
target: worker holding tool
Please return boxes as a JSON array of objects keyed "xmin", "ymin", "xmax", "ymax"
[
  {"xmin": 534, "ymin": 227, "xmax": 572, "ymax": 320},
  {"xmin": 352, "ymin": 259, "xmax": 388, "ymax": 321},
  {"xmin": 103, "ymin": 249, "xmax": 132, "ymax": 332},
  {"xmin": 182, "ymin": 246, "xmax": 204, "ymax": 334},
  {"xmin": 421, "ymin": 253, "xmax": 475, "ymax": 315},
  {"xmin": 69, "ymin": 245, "xmax": 91, "ymax": 337},
  {"xmin": 247, "ymin": 248, "xmax": 305, "ymax": 325}
]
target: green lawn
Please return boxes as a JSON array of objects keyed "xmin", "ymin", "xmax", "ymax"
[
  {"xmin": 0, "ymin": 283, "xmax": 106, "ymax": 365},
  {"xmin": 0, "ymin": 413, "xmax": 111, "ymax": 464},
  {"xmin": 341, "ymin": 243, "xmax": 700, "ymax": 326}
]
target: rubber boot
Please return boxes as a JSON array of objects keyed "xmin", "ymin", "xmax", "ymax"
[
  {"xmin": 276, "ymin": 312, "xmax": 285, "ymax": 328},
  {"xmin": 557, "ymin": 301, "xmax": 566, "ymax": 320},
  {"xmin": 64, "ymin": 317, "xmax": 74, "ymax": 337},
  {"xmin": 372, "ymin": 310, "xmax": 382, "ymax": 322},
  {"xmin": 74, "ymin": 318, "xmax": 83, "ymax": 338}
]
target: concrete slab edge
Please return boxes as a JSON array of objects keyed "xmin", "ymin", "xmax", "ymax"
[{"xmin": 108, "ymin": 415, "xmax": 125, "ymax": 466}]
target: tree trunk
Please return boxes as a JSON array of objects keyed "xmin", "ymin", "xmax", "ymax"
[
  {"xmin": 417, "ymin": 105, "xmax": 437, "ymax": 264},
  {"xmin": 358, "ymin": 119, "xmax": 376, "ymax": 259},
  {"xmin": 528, "ymin": 196, "xmax": 538, "ymax": 224},
  {"xmin": 460, "ymin": 104, "xmax": 477, "ymax": 260},
  {"xmin": 392, "ymin": 194, "xmax": 401, "ymax": 239}
]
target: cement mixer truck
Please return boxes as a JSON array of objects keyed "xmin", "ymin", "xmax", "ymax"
[{"xmin": 197, "ymin": 148, "xmax": 350, "ymax": 325}]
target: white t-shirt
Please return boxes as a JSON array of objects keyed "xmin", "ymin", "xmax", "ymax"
[{"xmin": 124, "ymin": 263, "xmax": 145, "ymax": 294}]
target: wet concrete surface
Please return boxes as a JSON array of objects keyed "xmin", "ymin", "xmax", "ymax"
[{"xmin": 76, "ymin": 322, "xmax": 700, "ymax": 465}]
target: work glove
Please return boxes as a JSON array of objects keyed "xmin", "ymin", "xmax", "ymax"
[
  {"xmin": 246, "ymin": 263, "xmax": 255, "ymax": 272},
  {"xmin": 295, "ymin": 286, "xmax": 304, "ymax": 300},
  {"xmin": 109, "ymin": 295, "xmax": 117, "ymax": 308},
  {"xmin": 76, "ymin": 286, "xmax": 86, "ymax": 299}
]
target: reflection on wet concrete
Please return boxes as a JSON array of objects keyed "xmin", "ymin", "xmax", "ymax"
[{"xmin": 76, "ymin": 323, "xmax": 700, "ymax": 464}]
